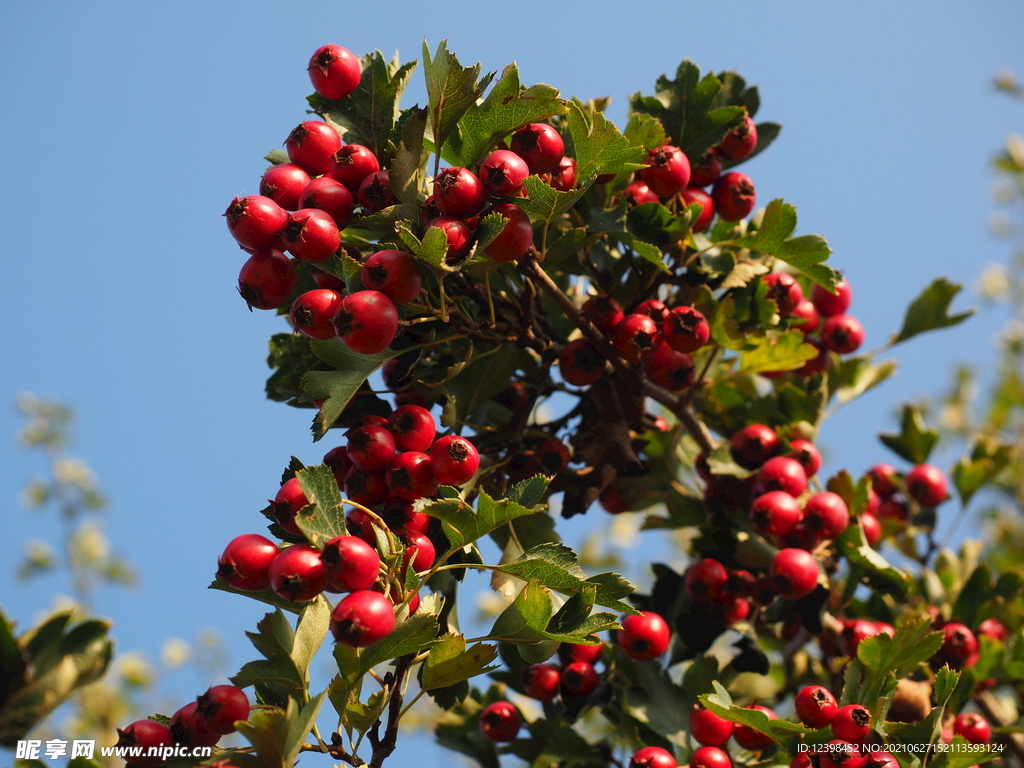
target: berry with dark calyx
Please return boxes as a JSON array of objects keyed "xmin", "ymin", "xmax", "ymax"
[
  {"xmin": 170, "ymin": 701, "xmax": 219, "ymax": 747},
  {"xmin": 320, "ymin": 535, "xmax": 380, "ymax": 592},
  {"xmin": 361, "ymin": 250, "xmax": 423, "ymax": 305},
  {"xmin": 310, "ymin": 263, "xmax": 347, "ymax": 292},
  {"xmin": 731, "ymin": 424, "xmax": 780, "ymax": 469},
  {"xmin": 790, "ymin": 299, "xmax": 821, "ymax": 332},
  {"xmin": 763, "ymin": 272, "xmax": 805, "ymax": 317},
  {"xmin": 612, "ymin": 313, "xmax": 660, "ymax": 361},
  {"xmin": 560, "ymin": 339, "xmax": 606, "ymax": 386},
  {"xmin": 680, "ymin": 187, "xmax": 715, "ymax": 232},
  {"xmin": 537, "ymin": 437, "xmax": 571, "ymax": 474},
  {"xmin": 521, "ymin": 663, "xmax": 561, "ymax": 700},
  {"xmin": 868, "ymin": 751, "xmax": 899, "ymax": 768},
  {"xmin": 269, "ymin": 544, "xmax": 327, "ymax": 601},
  {"xmin": 285, "ymin": 121, "xmax": 342, "ymax": 176},
  {"xmin": 434, "ymin": 167, "xmax": 486, "ymax": 217},
  {"xmin": 358, "ymin": 170, "xmax": 398, "ymax": 212},
  {"xmin": 330, "ymin": 144, "xmax": 380, "ymax": 188},
  {"xmin": 583, "ymin": 294, "xmax": 625, "ymax": 333},
  {"xmin": 936, "ymin": 622, "xmax": 979, "ymax": 668},
  {"xmin": 217, "ymin": 534, "xmax": 278, "ymax": 592},
  {"xmin": 831, "ymin": 704, "xmax": 872, "ymax": 742},
  {"xmin": 479, "ymin": 149, "xmax": 530, "ymax": 196},
  {"xmin": 402, "ymin": 530, "xmax": 436, "ymax": 573},
  {"xmin": 344, "ymin": 507, "xmax": 380, "ymax": 545},
  {"xmin": 813, "ymin": 279, "xmax": 852, "ymax": 317},
  {"xmin": 429, "ymin": 435, "xmax": 480, "ymax": 486},
  {"xmin": 770, "ymin": 548, "xmax": 820, "ymax": 598},
  {"xmin": 689, "ymin": 147, "xmax": 722, "ymax": 187},
  {"xmin": 662, "ymin": 306, "xmax": 710, "ymax": 353},
  {"xmin": 954, "ymin": 713, "xmax": 991, "ymax": 744},
  {"xmin": 196, "ymin": 685, "xmax": 250, "ymax": 735},
  {"xmin": 545, "ymin": 156, "xmax": 577, "ymax": 191},
  {"xmin": 685, "ymin": 558, "xmax": 729, "ymax": 601},
  {"xmin": 558, "ymin": 641, "xmax": 603, "ymax": 666},
  {"xmin": 822, "ymin": 314, "xmax": 865, "ymax": 354},
  {"xmin": 803, "ymin": 492, "xmax": 850, "ymax": 539},
  {"xmin": 635, "ymin": 299, "xmax": 669, "ymax": 324},
  {"xmin": 599, "ymin": 486, "xmax": 629, "ymax": 514},
  {"xmin": 510, "ymin": 123, "xmax": 564, "ymax": 174},
  {"xmin": 880, "ymin": 495, "xmax": 907, "ymax": 519},
  {"xmin": 237, "ymin": 249, "xmax": 297, "ymax": 311},
  {"xmin": 641, "ymin": 144, "xmax": 691, "ymax": 196},
  {"xmin": 712, "ymin": 171, "xmax": 756, "ymax": 221},
  {"xmin": 298, "ymin": 176, "xmax": 354, "ymax": 228},
  {"xmin": 345, "ymin": 470, "xmax": 389, "ymax": 511},
  {"xmin": 841, "ymin": 618, "xmax": 883, "ymax": 656},
  {"xmin": 272, "ymin": 476, "xmax": 310, "ymax": 535},
  {"xmin": 757, "ymin": 456, "xmax": 808, "ymax": 497},
  {"xmin": 618, "ymin": 610, "xmax": 671, "ymax": 660},
  {"xmin": 308, "ymin": 44, "xmax": 361, "ymax": 100},
  {"xmin": 428, "ymin": 217, "xmax": 472, "ymax": 263},
  {"xmin": 750, "ymin": 490, "xmax": 803, "ymax": 537},
  {"xmin": 479, "ymin": 701, "xmax": 521, "ymax": 742},
  {"xmin": 861, "ymin": 512, "xmax": 882, "ymax": 546},
  {"xmin": 225, "ymin": 195, "xmax": 288, "ymax": 251},
  {"xmin": 719, "ymin": 115, "xmax": 758, "ymax": 161},
  {"xmin": 629, "ymin": 746, "xmax": 677, "ymax": 768},
  {"xmin": 260, "ymin": 163, "xmax": 311, "ymax": 210},
  {"xmin": 794, "ymin": 685, "xmax": 838, "ymax": 728},
  {"xmin": 347, "ymin": 425, "xmax": 397, "ymax": 471},
  {"xmin": 978, "ymin": 617, "xmax": 1010, "ymax": 641},
  {"xmin": 560, "ymin": 661, "xmax": 599, "ymax": 697},
  {"xmin": 819, "ymin": 740, "xmax": 865, "ymax": 768},
  {"xmin": 387, "ymin": 451, "xmax": 438, "ymax": 502},
  {"xmin": 387, "ymin": 404, "xmax": 436, "ymax": 452},
  {"xmin": 331, "ymin": 590, "xmax": 396, "ymax": 647},
  {"xmin": 869, "ymin": 463, "xmax": 900, "ymax": 498},
  {"xmin": 281, "ymin": 208, "xmax": 341, "ymax": 263},
  {"xmin": 643, "ymin": 343, "xmax": 695, "ymax": 391},
  {"xmin": 483, "ymin": 203, "xmax": 533, "ymax": 261},
  {"xmin": 796, "ymin": 336, "xmax": 828, "ymax": 377},
  {"xmin": 733, "ymin": 705, "xmax": 777, "ymax": 751},
  {"xmin": 691, "ymin": 746, "xmax": 732, "ymax": 768},
  {"xmin": 906, "ymin": 464, "xmax": 948, "ymax": 506},
  {"xmin": 722, "ymin": 569, "xmax": 755, "ymax": 599},
  {"xmin": 624, "ymin": 180, "xmax": 660, "ymax": 205},
  {"xmin": 690, "ymin": 706, "xmax": 734, "ymax": 747},
  {"xmin": 114, "ymin": 720, "xmax": 173, "ymax": 767},
  {"xmin": 334, "ymin": 290, "xmax": 399, "ymax": 355},
  {"xmin": 789, "ymin": 439, "xmax": 822, "ymax": 477}
]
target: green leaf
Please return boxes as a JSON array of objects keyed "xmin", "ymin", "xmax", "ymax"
[
  {"xmin": 626, "ymin": 202, "xmax": 688, "ymax": 246},
  {"xmin": 518, "ymin": 175, "xmax": 595, "ymax": 223},
  {"xmin": 293, "ymin": 464, "xmax": 346, "ymax": 548},
  {"xmin": 566, "ymin": 101, "xmax": 646, "ymax": 180},
  {"xmin": 209, "ymin": 579, "xmax": 304, "ymax": 615},
  {"xmin": 235, "ymin": 690, "xmax": 326, "ymax": 768},
  {"xmin": 879, "ymin": 405, "xmax": 939, "ymax": 465},
  {"xmin": 231, "ymin": 610, "xmax": 305, "ymax": 697},
  {"xmin": 422, "ymin": 488, "xmax": 542, "ymax": 551},
  {"xmin": 395, "ymin": 220, "xmax": 452, "ymax": 272},
  {"xmin": 473, "ymin": 212, "xmax": 508, "ymax": 252},
  {"xmin": 706, "ymin": 441, "xmax": 753, "ymax": 478},
  {"xmin": 291, "ymin": 597, "xmax": 331, "ymax": 693},
  {"xmin": 421, "ymin": 634, "xmax": 499, "ymax": 690},
  {"xmin": 623, "ymin": 112, "xmax": 667, "ymax": 150},
  {"xmin": 739, "ymin": 330, "xmax": 820, "ymax": 373},
  {"xmin": 951, "ymin": 437, "xmax": 1014, "ymax": 506},
  {"xmin": 835, "ymin": 524, "xmax": 911, "ymax": 597},
  {"xmin": 736, "ymin": 200, "xmax": 839, "ymax": 290},
  {"xmin": 387, "ymin": 106, "xmax": 429, "ymax": 206},
  {"xmin": 701, "ymin": 681, "xmax": 809, "ymax": 746},
  {"xmin": 422, "ymin": 40, "xmax": 495, "ymax": 159},
  {"xmin": 890, "ymin": 278, "xmax": 975, "ymax": 345},
  {"xmin": 489, "ymin": 580, "xmax": 554, "ymax": 645},
  {"xmin": 446, "ymin": 345, "xmax": 525, "ymax": 427},
  {"xmin": 952, "ymin": 566, "xmax": 994, "ymax": 627},
  {"xmin": 857, "ymin": 618, "xmax": 943, "ymax": 677},
  {"xmin": 495, "ymin": 544, "xmax": 635, "ymax": 612},
  {"xmin": 505, "ymin": 474, "xmax": 551, "ymax": 509},
  {"xmin": 933, "ymin": 664, "xmax": 960, "ymax": 705},
  {"xmin": 930, "ymin": 740, "xmax": 999, "ymax": 768},
  {"xmin": 831, "ymin": 357, "xmax": 899, "ymax": 406},
  {"xmin": 309, "ymin": 51, "xmax": 416, "ymax": 163},
  {"xmin": 627, "ymin": 237, "xmax": 670, "ymax": 273},
  {"xmin": 624, "ymin": 664, "xmax": 691, "ymax": 745}
]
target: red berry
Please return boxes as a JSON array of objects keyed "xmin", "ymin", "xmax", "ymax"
[
  {"xmin": 763, "ymin": 273, "xmax": 804, "ymax": 317},
  {"xmin": 298, "ymin": 176, "xmax": 354, "ymax": 228},
  {"xmin": 612, "ymin": 313, "xmax": 660, "ymax": 361},
  {"xmin": 479, "ymin": 149, "xmax": 530, "ymax": 196},
  {"xmin": 879, "ymin": 494, "xmax": 907, "ymax": 519},
  {"xmin": 196, "ymin": 685, "xmax": 250, "ymax": 735},
  {"xmin": 906, "ymin": 464, "xmax": 948, "ymax": 506},
  {"xmin": 757, "ymin": 456, "xmax": 808, "ymax": 497},
  {"xmin": 813, "ymin": 279, "xmax": 852, "ymax": 317},
  {"xmin": 642, "ymin": 145, "xmax": 691, "ymax": 197},
  {"xmin": 790, "ymin": 299, "xmax": 821, "ymax": 332},
  {"xmin": 599, "ymin": 486, "xmax": 629, "ymax": 514},
  {"xmin": 938, "ymin": 622, "xmax": 979, "ymax": 668},
  {"xmin": 770, "ymin": 548, "xmax": 819, "ymax": 598},
  {"xmin": 831, "ymin": 704, "xmax": 871, "ymax": 742},
  {"xmin": 681, "ymin": 187, "xmax": 715, "ymax": 232},
  {"xmin": 344, "ymin": 471, "xmax": 388, "ymax": 511},
  {"xmin": 794, "ymin": 685, "xmax": 838, "ymax": 728},
  {"xmin": 822, "ymin": 314, "xmax": 865, "ymax": 354},
  {"xmin": 510, "ymin": 123, "xmax": 564, "ymax": 174},
  {"xmin": 869, "ymin": 464, "xmax": 900, "ymax": 498},
  {"xmin": 545, "ymin": 156, "xmax": 577, "ymax": 191},
  {"xmin": 795, "ymin": 336, "xmax": 828, "ymax": 377},
  {"xmin": 387, "ymin": 404, "xmax": 436, "ymax": 452},
  {"xmin": 479, "ymin": 701, "xmax": 521, "ymax": 742},
  {"xmin": 624, "ymin": 180, "xmax": 661, "ymax": 205},
  {"xmin": 310, "ymin": 263, "xmax": 347, "ymax": 292},
  {"xmin": 170, "ymin": 701, "xmax": 219, "ymax": 748},
  {"xmin": 583, "ymin": 294, "xmax": 625, "ymax": 333},
  {"xmin": 731, "ymin": 424, "xmax": 780, "ymax": 469},
  {"xmin": 330, "ymin": 144, "xmax": 380, "ymax": 188},
  {"xmin": 429, "ymin": 435, "xmax": 480, "ymax": 486},
  {"xmin": 868, "ymin": 752, "xmax": 899, "ymax": 768},
  {"xmin": 662, "ymin": 306, "xmax": 710, "ymax": 353},
  {"xmin": 282, "ymin": 208, "xmax": 341, "ymax": 263},
  {"xmin": 387, "ymin": 452, "xmax": 438, "ymax": 502},
  {"xmin": 712, "ymin": 171, "xmax": 756, "ymax": 221},
  {"xmin": 285, "ymin": 121, "xmax": 342, "ymax": 176},
  {"xmin": 644, "ymin": 343, "xmax": 695, "ymax": 391},
  {"xmin": 308, "ymin": 44, "xmax": 361, "ymax": 100},
  {"xmin": 428, "ymin": 217, "xmax": 472, "ymax": 262},
  {"xmin": 347, "ymin": 425, "xmax": 397, "ymax": 471},
  {"xmin": 792, "ymin": 757, "xmax": 812, "ymax": 768},
  {"xmin": 819, "ymin": 740, "xmax": 865, "ymax": 768},
  {"xmin": 269, "ymin": 544, "xmax": 327, "ymax": 602},
  {"xmin": 484, "ymin": 203, "xmax": 533, "ymax": 262},
  {"xmin": 434, "ymin": 167, "xmax": 486, "ymax": 217},
  {"xmin": 402, "ymin": 530, "xmax": 436, "ymax": 573},
  {"xmin": 272, "ymin": 477, "xmax": 310, "ymax": 535},
  {"xmin": 691, "ymin": 746, "xmax": 732, "ymax": 768},
  {"xmin": 690, "ymin": 707, "xmax": 734, "ymax": 747},
  {"xmin": 333, "ymin": 290, "xmax": 399, "ymax": 355},
  {"xmin": 635, "ymin": 299, "xmax": 669, "ymax": 324},
  {"xmin": 954, "ymin": 712, "xmax": 991, "ymax": 744},
  {"xmin": 733, "ymin": 705, "xmax": 777, "ymax": 751},
  {"xmin": 719, "ymin": 115, "xmax": 758, "ymax": 161},
  {"xmin": 618, "ymin": 611, "xmax": 671, "ymax": 660},
  {"xmin": 978, "ymin": 617, "xmax": 1010, "ymax": 642},
  {"xmin": 114, "ymin": 720, "xmax": 173, "ymax": 767},
  {"xmin": 358, "ymin": 170, "xmax": 398, "ymax": 212},
  {"xmin": 225, "ymin": 195, "xmax": 288, "ymax": 252},
  {"xmin": 321, "ymin": 535, "xmax": 380, "ymax": 592},
  {"xmin": 260, "ymin": 163, "xmax": 311, "ymax": 211},
  {"xmin": 237, "ymin": 249, "xmax": 297, "ymax": 311},
  {"xmin": 685, "ymin": 558, "xmax": 729, "ymax": 601},
  {"xmin": 788, "ymin": 439, "xmax": 822, "ymax": 477},
  {"xmin": 841, "ymin": 618, "xmax": 883, "ymax": 656},
  {"xmin": 560, "ymin": 661, "xmax": 599, "ymax": 697},
  {"xmin": 331, "ymin": 590, "xmax": 396, "ymax": 646},
  {"xmin": 217, "ymin": 534, "xmax": 278, "ymax": 592},
  {"xmin": 558, "ymin": 641, "xmax": 603, "ymax": 666},
  {"xmin": 537, "ymin": 437, "xmax": 571, "ymax": 474},
  {"xmin": 803, "ymin": 492, "xmax": 850, "ymax": 539},
  {"xmin": 361, "ymin": 249, "xmax": 423, "ymax": 305},
  {"xmin": 630, "ymin": 746, "xmax": 677, "ymax": 768},
  {"xmin": 522, "ymin": 663, "xmax": 561, "ymax": 701},
  {"xmin": 861, "ymin": 512, "xmax": 882, "ymax": 546},
  {"xmin": 750, "ymin": 491, "xmax": 803, "ymax": 537},
  {"xmin": 689, "ymin": 148, "xmax": 722, "ymax": 187}
]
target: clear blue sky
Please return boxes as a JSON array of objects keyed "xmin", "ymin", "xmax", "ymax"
[{"xmin": 2, "ymin": 1, "xmax": 1022, "ymax": 763}]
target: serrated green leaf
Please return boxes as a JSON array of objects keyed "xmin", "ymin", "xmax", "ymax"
[
  {"xmin": 395, "ymin": 220, "xmax": 452, "ymax": 272},
  {"xmin": 879, "ymin": 405, "xmax": 939, "ymax": 464},
  {"xmin": 736, "ymin": 200, "xmax": 839, "ymax": 290},
  {"xmin": 518, "ymin": 174, "xmax": 595, "ymax": 223},
  {"xmin": 626, "ymin": 202, "xmax": 688, "ymax": 246},
  {"xmin": 624, "ymin": 112, "xmax": 668, "ymax": 150},
  {"xmin": 627, "ymin": 236, "xmax": 670, "ymax": 273},
  {"xmin": 567, "ymin": 101, "xmax": 646, "ymax": 180},
  {"xmin": 702, "ymin": 683, "xmax": 809, "ymax": 746},
  {"xmin": 422, "ymin": 488, "xmax": 540, "ymax": 551},
  {"xmin": 446, "ymin": 345, "xmax": 525, "ymax": 427},
  {"xmin": 355, "ymin": 610, "xmax": 440, "ymax": 677},
  {"xmin": 293, "ymin": 464, "xmax": 345, "ymax": 548},
  {"xmin": 831, "ymin": 357, "xmax": 898, "ymax": 406},
  {"xmin": 231, "ymin": 610, "xmax": 304, "ymax": 697},
  {"xmin": 934, "ymin": 664, "xmax": 960, "ymax": 704},
  {"xmin": 291, "ymin": 597, "xmax": 331, "ymax": 695},
  {"xmin": 264, "ymin": 148, "xmax": 288, "ymax": 165},
  {"xmin": 706, "ymin": 441, "xmax": 754, "ymax": 478},
  {"xmin": 951, "ymin": 438, "xmax": 1014, "ymax": 506},
  {"xmin": 421, "ymin": 634, "xmax": 499, "ymax": 690},
  {"xmin": 388, "ymin": 106, "xmax": 429, "ymax": 206},
  {"xmin": 473, "ymin": 212, "xmax": 508, "ymax": 252},
  {"xmin": 490, "ymin": 580, "xmax": 553, "ymax": 643},
  {"xmin": 625, "ymin": 664, "xmax": 691, "ymax": 746},
  {"xmin": 506, "ymin": 474, "xmax": 551, "ymax": 509},
  {"xmin": 929, "ymin": 740, "xmax": 999, "ymax": 768},
  {"xmin": 739, "ymin": 330, "xmax": 819, "ymax": 373},
  {"xmin": 835, "ymin": 524, "xmax": 911, "ymax": 597},
  {"xmin": 891, "ymin": 278, "xmax": 975, "ymax": 345},
  {"xmin": 952, "ymin": 566, "xmax": 994, "ymax": 627},
  {"xmin": 423, "ymin": 40, "xmax": 495, "ymax": 160}
]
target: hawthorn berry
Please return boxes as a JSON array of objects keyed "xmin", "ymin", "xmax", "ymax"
[
  {"xmin": 789, "ymin": 439, "xmax": 822, "ymax": 477},
  {"xmin": 402, "ymin": 530, "xmax": 436, "ymax": 573},
  {"xmin": 936, "ymin": 622, "xmax": 979, "ymax": 668},
  {"xmin": 733, "ymin": 705, "xmax": 777, "ymax": 751},
  {"xmin": 237, "ymin": 249, "xmax": 297, "ymax": 311},
  {"xmin": 347, "ymin": 425, "xmax": 398, "ymax": 471},
  {"xmin": 429, "ymin": 435, "xmax": 480, "ymax": 485},
  {"xmin": 680, "ymin": 187, "xmax": 715, "ymax": 232},
  {"xmin": 861, "ymin": 512, "xmax": 882, "ymax": 546},
  {"xmin": 217, "ymin": 534, "xmax": 279, "ymax": 592},
  {"xmin": 285, "ymin": 121, "xmax": 342, "ymax": 176},
  {"xmin": 333, "ymin": 290, "xmax": 399, "ymax": 355},
  {"xmin": 719, "ymin": 115, "xmax": 758, "ymax": 161},
  {"xmin": 818, "ymin": 740, "xmax": 865, "ymax": 768},
  {"xmin": 298, "ymin": 176, "xmax": 354, "ymax": 228},
  {"xmin": 689, "ymin": 148, "xmax": 722, "ymax": 187},
  {"xmin": 434, "ymin": 167, "xmax": 486, "ymax": 217},
  {"xmin": 795, "ymin": 336, "xmax": 828, "ymax": 377},
  {"xmin": 387, "ymin": 450, "xmax": 439, "ymax": 501},
  {"xmin": 308, "ymin": 44, "xmax": 362, "ymax": 100},
  {"xmin": 841, "ymin": 618, "xmax": 884, "ymax": 656},
  {"xmin": 803, "ymin": 492, "xmax": 850, "ymax": 539},
  {"xmin": 260, "ymin": 163, "xmax": 311, "ymax": 210},
  {"xmin": 428, "ymin": 217, "xmax": 472, "ymax": 262},
  {"xmin": 331, "ymin": 590, "xmax": 396, "ymax": 647},
  {"xmin": 869, "ymin": 464, "xmax": 900, "ymax": 497},
  {"xmin": 685, "ymin": 558, "xmax": 729, "ymax": 601},
  {"xmin": 905, "ymin": 464, "xmax": 948, "ymax": 506},
  {"xmin": 757, "ymin": 456, "xmax": 808, "ymax": 497},
  {"xmin": 225, "ymin": 195, "xmax": 288, "ymax": 252},
  {"xmin": 386, "ymin": 404, "xmax": 436, "ymax": 452},
  {"xmin": 629, "ymin": 746, "xmax": 677, "ymax": 768},
  {"xmin": 731, "ymin": 424, "xmax": 780, "ymax": 469},
  {"xmin": 635, "ymin": 299, "xmax": 669, "ymax": 324},
  {"xmin": 345, "ymin": 505, "xmax": 382, "ymax": 544},
  {"xmin": 281, "ymin": 208, "xmax": 341, "ymax": 263},
  {"xmin": 510, "ymin": 123, "xmax": 564, "ymax": 173},
  {"xmin": 361, "ymin": 249, "xmax": 423, "ymax": 305},
  {"xmin": 537, "ymin": 437, "xmax": 571, "ymax": 473},
  {"xmin": 330, "ymin": 144, "xmax": 380, "ymax": 188},
  {"xmin": 484, "ymin": 203, "xmax": 533, "ymax": 261},
  {"xmin": 612, "ymin": 313, "xmax": 660, "ymax": 361},
  {"xmin": 196, "ymin": 685, "xmax": 250, "ymax": 735},
  {"xmin": 320, "ymin": 535, "xmax": 380, "ymax": 592},
  {"xmin": 770, "ymin": 548, "xmax": 820, "ymax": 598},
  {"xmin": 763, "ymin": 272, "xmax": 804, "ymax": 317},
  {"xmin": 750, "ymin": 491, "xmax": 803, "ymax": 537},
  {"xmin": 269, "ymin": 544, "xmax": 327, "ymax": 602},
  {"xmin": 114, "ymin": 720, "xmax": 173, "ymax": 768},
  {"xmin": 521, "ymin": 663, "xmax": 561, "ymax": 700},
  {"xmin": 691, "ymin": 746, "xmax": 732, "ymax": 768},
  {"xmin": 479, "ymin": 149, "xmax": 530, "ymax": 196},
  {"xmin": 643, "ymin": 343, "xmax": 695, "ymax": 391},
  {"xmin": 954, "ymin": 712, "xmax": 991, "ymax": 744},
  {"xmin": 690, "ymin": 706, "xmax": 734, "ymax": 747},
  {"xmin": 794, "ymin": 685, "xmax": 838, "ymax": 728},
  {"xmin": 272, "ymin": 476, "xmax": 310, "ymax": 535},
  {"xmin": 822, "ymin": 314, "xmax": 865, "ymax": 354},
  {"xmin": 831, "ymin": 704, "xmax": 872, "ymax": 742},
  {"xmin": 310, "ymin": 263, "xmax": 347, "ymax": 292},
  {"xmin": 790, "ymin": 299, "xmax": 821, "ymax": 332},
  {"xmin": 558, "ymin": 641, "xmax": 603, "ymax": 666},
  {"xmin": 661, "ymin": 306, "xmax": 710, "ymax": 353},
  {"xmin": 545, "ymin": 156, "xmax": 577, "ymax": 191},
  {"xmin": 170, "ymin": 701, "xmax": 219, "ymax": 748},
  {"xmin": 583, "ymin": 294, "xmax": 625, "ymax": 333},
  {"xmin": 618, "ymin": 610, "xmax": 671, "ymax": 660},
  {"xmin": 642, "ymin": 144, "xmax": 691, "ymax": 196},
  {"xmin": 624, "ymin": 180, "xmax": 661, "ymax": 206},
  {"xmin": 560, "ymin": 661, "xmax": 599, "ymax": 697},
  {"xmin": 358, "ymin": 170, "xmax": 398, "ymax": 212},
  {"xmin": 813, "ymin": 279, "xmax": 852, "ymax": 317},
  {"xmin": 978, "ymin": 617, "xmax": 1010, "ymax": 641},
  {"xmin": 712, "ymin": 171, "xmax": 756, "ymax": 221}
]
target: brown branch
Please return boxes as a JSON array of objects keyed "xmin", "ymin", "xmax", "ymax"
[{"xmin": 369, "ymin": 655, "xmax": 413, "ymax": 768}]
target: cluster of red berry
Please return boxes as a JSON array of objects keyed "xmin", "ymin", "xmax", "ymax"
[{"xmin": 114, "ymin": 686, "xmax": 249, "ymax": 766}]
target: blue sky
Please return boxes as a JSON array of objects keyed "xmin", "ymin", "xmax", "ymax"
[{"xmin": 2, "ymin": 1, "xmax": 1022, "ymax": 763}]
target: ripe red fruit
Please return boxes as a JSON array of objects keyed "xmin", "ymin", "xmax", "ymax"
[
  {"xmin": 358, "ymin": 170, "xmax": 398, "ymax": 212},
  {"xmin": 545, "ymin": 156, "xmax": 577, "ymax": 191},
  {"xmin": 429, "ymin": 435, "xmax": 480, "ymax": 486},
  {"xmin": 803, "ymin": 492, "xmax": 850, "ymax": 539},
  {"xmin": 861, "ymin": 512, "xmax": 882, "ymax": 546},
  {"xmin": 402, "ymin": 530, "xmax": 436, "ymax": 573},
  {"xmin": 790, "ymin": 299, "xmax": 821, "ymax": 332},
  {"xmin": 712, "ymin": 171, "xmax": 756, "ymax": 221},
  {"xmin": 732, "ymin": 705, "xmax": 776, "ymax": 751},
  {"xmin": 281, "ymin": 208, "xmax": 341, "ymax": 263},
  {"xmin": 813, "ymin": 279, "xmax": 852, "ymax": 317},
  {"xmin": 635, "ymin": 299, "xmax": 669, "ymax": 324},
  {"xmin": 285, "ymin": 121, "xmax": 342, "ymax": 176},
  {"xmin": 272, "ymin": 477, "xmax": 310, "ymax": 535},
  {"xmin": 630, "ymin": 746, "xmax": 677, "ymax": 768},
  {"xmin": 537, "ymin": 437, "xmax": 571, "ymax": 474},
  {"xmin": 831, "ymin": 704, "xmax": 872, "ymax": 742},
  {"xmin": 788, "ymin": 439, "xmax": 822, "ymax": 477},
  {"xmin": 642, "ymin": 145, "xmax": 691, "ymax": 196},
  {"xmin": 333, "ymin": 290, "xmax": 399, "ymax": 355},
  {"xmin": 662, "ymin": 306, "xmax": 710, "ymax": 353},
  {"xmin": 558, "ymin": 641, "xmax": 603, "ymax": 666},
  {"xmin": 583, "ymin": 294, "xmax": 625, "ymax": 333},
  {"xmin": 479, "ymin": 149, "xmax": 530, "ymax": 196},
  {"xmin": 298, "ymin": 176, "xmax": 354, "ymax": 228},
  {"xmin": 719, "ymin": 115, "xmax": 758, "ymax": 161},
  {"xmin": 196, "ymin": 685, "xmax": 250, "ymax": 735},
  {"xmin": 428, "ymin": 217, "xmax": 472, "ymax": 262},
  {"xmin": 237, "ymin": 249, "xmax": 297, "ymax": 311},
  {"xmin": 905, "ymin": 464, "xmax": 948, "ymax": 506},
  {"xmin": 345, "ymin": 469, "xmax": 389, "ymax": 508},
  {"xmin": 795, "ymin": 336, "xmax": 828, "ymax": 377},
  {"xmin": 269, "ymin": 544, "xmax": 327, "ymax": 602},
  {"xmin": 618, "ymin": 610, "xmax": 671, "ymax": 660},
  {"xmin": 320, "ymin": 535, "xmax": 380, "ymax": 592},
  {"xmin": 686, "ymin": 558, "xmax": 729, "ymax": 601},
  {"xmin": 510, "ymin": 123, "xmax": 564, "ymax": 174},
  {"xmin": 170, "ymin": 701, "xmax": 219, "ymax": 748},
  {"xmin": 757, "ymin": 456, "xmax": 808, "ymax": 497},
  {"xmin": 794, "ymin": 685, "xmax": 838, "ymax": 728},
  {"xmin": 954, "ymin": 712, "xmax": 991, "ymax": 744},
  {"xmin": 680, "ymin": 187, "xmax": 715, "ymax": 232},
  {"xmin": 559, "ymin": 339, "xmax": 606, "ymax": 386},
  {"xmin": 114, "ymin": 720, "xmax": 173, "ymax": 767},
  {"xmin": 361, "ymin": 250, "xmax": 423, "ymax": 305},
  {"xmin": 770, "ymin": 548, "xmax": 820, "ymax": 598},
  {"xmin": 689, "ymin": 148, "xmax": 722, "ymax": 187},
  {"xmin": 624, "ymin": 180, "xmax": 661, "ymax": 205},
  {"xmin": 612, "ymin": 313, "xmax": 660, "ymax": 361},
  {"xmin": 644, "ymin": 343, "xmax": 695, "ymax": 391},
  {"xmin": 521, "ymin": 663, "xmax": 561, "ymax": 700},
  {"xmin": 387, "ymin": 452, "xmax": 438, "ymax": 502},
  {"xmin": 691, "ymin": 746, "xmax": 732, "ymax": 768},
  {"xmin": 819, "ymin": 740, "xmax": 865, "ymax": 768},
  {"xmin": 869, "ymin": 464, "xmax": 900, "ymax": 497},
  {"xmin": 841, "ymin": 618, "xmax": 884, "ymax": 656},
  {"xmin": 347, "ymin": 425, "xmax": 398, "ymax": 471},
  {"xmin": 822, "ymin": 314, "xmax": 865, "ymax": 354},
  {"xmin": 225, "ymin": 195, "xmax": 288, "ymax": 252},
  {"xmin": 386, "ymin": 405, "xmax": 436, "ymax": 452},
  {"xmin": 599, "ymin": 486, "xmax": 628, "ymax": 514},
  {"xmin": 330, "ymin": 144, "xmax": 380, "ymax": 188},
  {"xmin": 484, "ymin": 203, "xmax": 533, "ymax": 261},
  {"xmin": 308, "ymin": 44, "xmax": 362, "ymax": 100},
  {"xmin": 260, "ymin": 163, "xmax": 312, "ymax": 210},
  {"xmin": 690, "ymin": 706, "xmax": 734, "ymax": 747},
  {"xmin": 763, "ymin": 273, "xmax": 805, "ymax": 317},
  {"xmin": 560, "ymin": 661, "xmax": 599, "ymax": 697},
  {"xmin": 937, "ymin": 622, "xmax": 979, "ymax": 668},
  {"xmin": 310, "ymin": 264, "xmax": 347, "ymax": 292},
  {"xmin": 479, "ymin": 701, "xmax": 521, "ymax": 742},
  {"xmin": 217, "ymin": 534, "xmax": 278, "ymax": 592},
  {"xmin": 331, "ymin": 590, "xmax": 396, "ymax": 646},
  {"xmin": 750, "ymin": 491, "xmax": 803, "ymax": 537},
  {"xmin": 434, "ymin": 167, "xmax": 486, "ymax": 217},
  {"xmin": 978, "ymin": 617, "xmax": 1010, "ymax": 641},
  {"xmin": 731, "ymin": 424, "xmax": 780, "ymax": 469}
]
